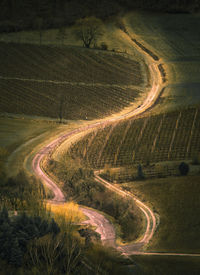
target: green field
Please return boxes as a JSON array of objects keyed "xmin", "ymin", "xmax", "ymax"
[
  {"xmin": 121, "ymin": 175, "xmax": 200, "ymax": 253},
  {"xmin": 131, "ymin": 255, "xmax": 200, "ymax": 275},
  {"xmin": 0, "ymin": 42, "xmax": 144, "ymax": 120},
  {"xmin": 68, "ymin": 105, "xmax": 200, "ymax": 174}
]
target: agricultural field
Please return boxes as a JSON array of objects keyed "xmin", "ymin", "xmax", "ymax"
[
  {"xmin": 68, "ymin": 105, "xmax": 200, "ymax": 175},
  {"xmin": 0, "ymin": 42, "xmax": 144, "ymax": 120},
  {"xmin": 125, "ymin": 12, "xmax": 200, "ymax": 112}
]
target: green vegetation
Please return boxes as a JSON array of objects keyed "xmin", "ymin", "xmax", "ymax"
[
  {"xmin": 0, "ymin": 117, "xmax": 56, "ymax": 153},
  {"xmin": 44, "ymin": 157, "xmax": 143, "ymax": 242},
  {"xmin": 122, "ymin": 175, "xmax": 200, "ymax": 253},
  {"xmin": 131, "ymin": 255, "xmax": 200, "ymax": 275},
  {"xmin": 0, "ymin": 171, "xmax": 134, "ymax": 274},
  {"xmin": 68, "ymin": 106, "xmax": 200, "ymax": 176},
  {"xmin": 0, "ymin": 42, "xmax": 143, "ymax": 120},
  {"xmin": 1, "ymin": 8, "xmax": 200, "ymax": 274},
  {"xmin": 0, "ymin": 116, "xmax": 62, "ymax": 177}
]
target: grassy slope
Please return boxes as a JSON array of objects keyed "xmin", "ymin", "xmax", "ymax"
[
  {"xmin": 0, "ymin": 21, "xmax": 147, "ymax": 121},
  {"xmin": 131, "ymin": 255, "xmax": 200, "ymax": 275},
  {"xmin": 125, "ymin": 12, "xmax": 200, "ymax": 113},
  {"xmin": 122, "ymin": 175, "xmax": 200, "ymax": 253},
  {"xmin": 0, "ymin": 116, "xmax": 89, "ymax": 177}
]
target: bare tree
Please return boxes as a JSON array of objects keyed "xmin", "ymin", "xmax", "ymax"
[{"xmin": 74, "ymin": 17, "xmax": 104, "ymax": 48}]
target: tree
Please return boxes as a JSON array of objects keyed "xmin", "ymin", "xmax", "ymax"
[
  {"xmin": 137, "ymin": 164, "xmax": 145, "ymax": 180},
  {"xmin": 179, "ymin": 162, "xmax": 189, "ymax": 176},
  {"xmin": 74, "ymin": 17, "xmax": 104, "ymax": 48}
]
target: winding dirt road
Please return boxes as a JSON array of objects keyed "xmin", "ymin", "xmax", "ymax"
[
  {"xmin": 32, "ymin": 57, "xmax": 161, "ymax": 254},
  {"xmin": 31, "ymin": 36, "xmax": 200, "ymax": 256}
]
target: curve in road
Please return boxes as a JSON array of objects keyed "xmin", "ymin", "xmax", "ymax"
[
  {"xmin": 32, "ymin": 26, "xmax": 200, "ymax": 258},
  {"xmin": 32, "ymin": 58, "xmax": 161, "ymax": 255}
]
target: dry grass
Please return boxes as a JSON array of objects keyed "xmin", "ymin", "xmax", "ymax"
[{"xmin": 47, "ymin": 202, "xmax": 85, "ymax": 224}]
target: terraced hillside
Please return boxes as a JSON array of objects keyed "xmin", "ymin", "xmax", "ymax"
[
  {"xmin": 68, "ymin": 105, "xmax": 200, "ymax": 171},
  {"xmin": 0, "ymin": 42, "xmax": 144, "ymax": 120}
]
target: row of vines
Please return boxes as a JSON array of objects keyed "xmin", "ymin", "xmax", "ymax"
[
  {"xmin": 69, "ymin": 105, "xmax": 200, "ymax": 168},
  {"xmin": 0, "ymin": 79, "xmax": 140, "ymax": 120},
  {"xmin": 0, "ymin": 42, "xmax": 143, "ymax": 85}
]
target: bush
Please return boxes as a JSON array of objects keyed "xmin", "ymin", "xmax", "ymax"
[
  {"xmin": 179, "ymin": 162, "xmax": 189, "ymax": 176},
  {"xmin": 137, "ymin": 164, "xmax": 145, "ymax": 180},
  {"xmin": 100, "ymin": 42, "xmax": 108, "ymax": 50}
]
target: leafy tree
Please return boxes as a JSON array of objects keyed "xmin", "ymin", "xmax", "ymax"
[
  {"xmin": 74, "ymin": 17, "xmax": 104, "ymax": 48},
  {"xmin": 0, "ymin": 207, "xmax": 61, "ymax": 268}
]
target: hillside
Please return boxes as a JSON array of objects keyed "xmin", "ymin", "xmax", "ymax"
[
  {"xmin": 1, "ymin": 10, "xmax": 200, "ymax": 275},
  {"xmin": 68, "ymin": 105, "xmax": 200, "ymax": 171},
  {"xmin": 0, "ymin": 42, "xmax": 145, "ymax": 120},
  {"xmin": 125, "ymin": 12, "xmax": 200, "ymax": 112}
]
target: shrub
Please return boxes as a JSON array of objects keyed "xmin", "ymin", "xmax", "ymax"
[
  {"xmin": 179, "ymin": 162, "xmax": 189, "ymax": 176},
  {"xmin": 100, "ymin": 42, "xmax": 108, "ymax": 50},
  {"xmin": 137, "ymin": 164, "xmax": 145, "ymax": 180}
]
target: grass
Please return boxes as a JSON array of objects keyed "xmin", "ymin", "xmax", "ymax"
[
  {"xmin": 0, "ymin": 116, "xmax": 89, "ymax": 177},
  {"xmin": 124, "ymin": 12, "xmax": 200, "ymax": 113},
  {"xmin": 0, "ymin": 41, "xmax": 144, "ymax": 120},
  {"xmin": 121, "ymin": 175, "xmax": 200, "ymax": 253},
  {"xmin": 47, "ymin": 201, "xmax": 86, "ymax": 224},
  {"xmin": 68, "ymin": 105, "xmax": 200, "ymax": 174},
  {"xmin": 0, "ymin": 116, "xmax": 56, "ymax": 153},
  {"xmin": 131, "ymin": 255, "xmax": 200, "ymax": 275}
]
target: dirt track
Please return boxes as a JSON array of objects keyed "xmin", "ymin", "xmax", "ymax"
[{"xmin": 32, "ymin": 54, "xmax": 161, "ymax": 254}]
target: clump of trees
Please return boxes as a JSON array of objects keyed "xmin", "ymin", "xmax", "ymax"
[
  {"xmin": 0, "ymin": 171, "xmax": 48, "ymax": 214},
  {"xmin": 46, "ymin": 157, "xmax": 143, "ymax": 241},
  {"xmin": 0, "ymin": 208, "xmax": 60, "ymax": 267}
]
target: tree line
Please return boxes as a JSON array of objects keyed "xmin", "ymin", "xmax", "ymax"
[{"xmin": 0, "ymin": 0, "xmax": 199, "ymax": 32}]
